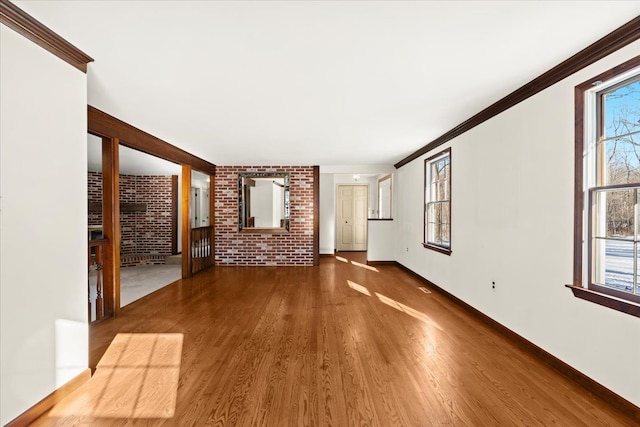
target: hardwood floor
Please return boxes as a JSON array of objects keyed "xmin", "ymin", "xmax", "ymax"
[{"xmin": 35, "ymin": 252, "xmax": 637, "ymax": 426}]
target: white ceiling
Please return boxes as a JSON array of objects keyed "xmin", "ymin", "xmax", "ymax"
[{"xmin": 17, "ymin": 1, "xmax": 640, "ymax": 167}]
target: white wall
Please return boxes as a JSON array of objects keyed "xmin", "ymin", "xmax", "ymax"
[
  {"xmin": 0, "ymin": 25, "xmax": 89, "ymax": 424},
  {"xmin": 319, "ymin": 173, "xmax": 335, "ymax": 254},
  {"xmin": 393, "ymin": 40, "xmax": 640, "ymax": 406},
  {"xmin": 367, "ymin": 220, "xmax": 395, "ymax": 261}
]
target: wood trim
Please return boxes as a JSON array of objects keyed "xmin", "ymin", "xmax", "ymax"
[
  {"xmin": 6, "ymin": 369, "xmax": 91, "ymax": 426},
  {"xmin": 368, "ymin": 218, "xmax": 394, "ymax": 221},
  {"xmin": 89, "ymin": 202, "xmax": 147, "ymax": 214},
  {"xmin": 0, "ymin": 0, "xmax": 93, "ymax": 72},
  {"xmin": 394, "ymin": 16, "xmax": 640, "ymax": 168},
  {"xmin": 566, "ymin": 285, "xmax": 640, "ymax": 318},
  {"xmin": 102, "ymin": 137, "xmax": 120, "ymax": 317},
  {"xmin": 366, "ymin": 260, "xmax": 396, "ymax": 266},
  {"xmin": 394, "ymin": 262, "xmax": 640, "ymax": 422},
  {"xmin": 209, "ymin": 173, "xmax": 215, "ymax": 264},
  {"xmin": 313, "ymin": 165, "xmax": 320, "ymax": 266},
  {"xmin": 421, "ymin": 242, "xmax": 452, "ymax": 256},
  {"xmin": 88, "ymin": 106, "xmax": 216, "ymax": 175},
  {"xmin": 172, "ymin": 175, "xmax": 178, "ymax": 255},
  {"xmin": 182, "ymin": 165, "xmax": 192, "ymax": 278}
]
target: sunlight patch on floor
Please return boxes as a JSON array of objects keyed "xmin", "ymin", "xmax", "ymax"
[
  {"xmin": 344, "ymin": 279, "xmax": 440, "ymax": 329},
  {"xmin": 47, "ymin": 333, "xmax": 183, "ymax": 419},
  {"xmin": 347, "ymin": 280, "xmax": 371, "ymax": 296},
  {"xmin": 375, "ymin": 292, "xmax": 441, "ymax": 330},
  {"xmin": 335, "ymin": 256, "xmax": 348, "ymax": 263},
  {"xmin": 350, "ymin": 260, "xmax": 379, "ymax": 272}
]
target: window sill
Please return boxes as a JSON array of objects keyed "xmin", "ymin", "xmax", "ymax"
[
  {"xmin": 422, "ymin": 242, "xmax": 452, "ymax": 256},
  {"xmin": 565, "ymin": 285, "xmax": 640, "ymax": 318}
]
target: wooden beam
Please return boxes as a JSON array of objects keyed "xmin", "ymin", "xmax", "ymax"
[
  {"xmin": 89, "ymin": 202, "xmax": 146, "ymax": 213},
  {"xmin": 209, "ymin": 173, "xmax": 216, "ymax": 264},
  {"xmin": 172, "ymin": 175, "xmax": 179, "ymax": 255},
  {"xmin": 102, "ymin": 137, "xmax": 120, "ymax": 317},
  {"xmin": 313, "ymin": 165, "xmax": 320, "ymax": 266},
  {"xmin": 88, "ymin": 106, "xmax": 216, "ymax": 176},
  {"xmin": 182, "ymin": 165, "xmax": 192, "ymax": 278}
]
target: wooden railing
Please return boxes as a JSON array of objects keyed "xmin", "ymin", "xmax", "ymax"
[
  {"xmin": 88, "ymin": 239, "xmax": 109, "ymax": 323},
  {"xmin": 191, "ymin": 226, "xmax": 214, "ymax": 274}
]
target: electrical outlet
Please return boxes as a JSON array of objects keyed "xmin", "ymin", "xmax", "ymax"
[{"xmin": 405, "ymin": 247, "xmax": 409, "ymax": 252}]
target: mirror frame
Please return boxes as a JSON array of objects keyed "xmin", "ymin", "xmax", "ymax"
[{"xmin": 238, "ymin": 172, "xmax": 290, "ymax": 233}]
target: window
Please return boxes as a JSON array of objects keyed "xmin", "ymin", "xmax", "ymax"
[
  {"xmin": 572, "ymin": 56, "xmax": 640, "ymax": 316},
  {"xmin": 424, "ymin": 148, "xmax": 451, "ymax": 254}
]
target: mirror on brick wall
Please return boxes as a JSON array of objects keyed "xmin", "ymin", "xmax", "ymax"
[{"xmin": 238, "ymin": 172, "xmax": 290, "ymax": 232}]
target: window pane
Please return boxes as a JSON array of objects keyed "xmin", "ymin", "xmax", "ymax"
[
  {"xmin": 593, "ymin": 239, "xmax": 634, "ymax": 292},
  {"xmin": 441, "ymin": 201, "xmax": 450, "ymax": 225},
  {"xmin": 427, "ymin": 201, "xmax": 450, "ymax": 246},
  {"xmin": 594, "ymin": 189, "xmax": 635, "ymax": 239},
  {"xmin": 427, "ymin": 221, "xmax": 436, "ymax": 243},
  {"xmin": 603, "ymin": 79, "xmax": 640, "ymax": 139},
  {"xmin": 435, "ymin": 181, "xmax": 449, "ymax": 201},
  {"xmin": 440, "ymin": 223, "xmax": 450, "ymax": 246},
  {"xmin": 602, "ymin": 137, "xmax": 640, "ymax": 185},
  {"xmin": 428, "ymin": 202, "xmax": 440, "ymax": 224},
  {"xmin": 430, "ymin": 162, "xmax": 439, "ymax": 184}
]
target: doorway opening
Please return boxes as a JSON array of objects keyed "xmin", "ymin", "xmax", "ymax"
[{"xmin": 87, "ymin": 136, "xmax": 182, "ymax": 320}]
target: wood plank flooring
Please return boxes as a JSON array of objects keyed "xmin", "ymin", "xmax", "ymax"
[{"xmin": 35, "ymin": 252, "xmax": 638, "ymax": 426}]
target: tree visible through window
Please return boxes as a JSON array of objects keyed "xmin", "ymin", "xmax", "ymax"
[{"xmin": 424, "ymin": 148, "xmax": 451, "ymax": 254}]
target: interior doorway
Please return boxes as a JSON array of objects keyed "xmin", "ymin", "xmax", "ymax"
[
  {"xmin": 336, "ymin": 184, "xmax": 368, "ymax": 251},
  {"xmin": 87, "ymin": 136, "xmax": 183, "ymax": 321}
]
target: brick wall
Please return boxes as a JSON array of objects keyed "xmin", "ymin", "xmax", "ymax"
[
  {"xmin": 88, "ymin": 171, "xmax": 102, "ymax": 227},
  {"xmin": 88, "ymin": 172, "xmax": 174, "ymax": 266},
  {"xmin": 215, "ymin": 166, "xmax": 315, "ymax": 266}
]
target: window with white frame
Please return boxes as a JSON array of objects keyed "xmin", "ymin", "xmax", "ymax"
[
  {"xmin": 577, "ymin": 57, "xmax": 640, "ymax": 313},
  {"xmin": 424, "ymin": 148, "xmax": 451, "ymax": 254}
]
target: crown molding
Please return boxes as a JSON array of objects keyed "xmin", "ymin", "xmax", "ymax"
[
  {"xmin": 395, "ymin": 15, "xmax": 640, "ymax": 168},
  {"xmin": 0, "ymin": 0, "xmax": 93, "ymax": 72}
]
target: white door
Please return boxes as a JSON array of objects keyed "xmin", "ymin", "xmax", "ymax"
[{"xmin": 337, "ymin": 185, "xmax": 368, "ymax": 251}]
